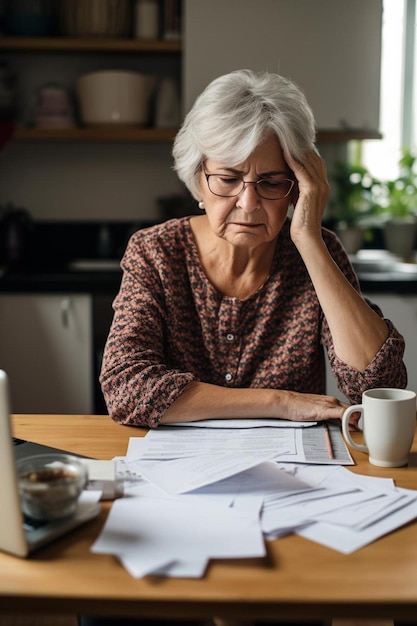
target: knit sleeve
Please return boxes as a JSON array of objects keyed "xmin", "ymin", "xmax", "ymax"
[
  {"xmin": 321, "ymin": 229, "xmax": 407, "ymax": 403},
  {"xmin": 99, "ymin": 229, "xmax": 196, "ymax": 428},
  {"xmin": 326, "ymin": 316, "xmax": 407, "ymax": 404}
]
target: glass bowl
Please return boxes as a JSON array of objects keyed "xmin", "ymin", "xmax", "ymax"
[{"xmin": 17, "ymin": 453, "xmax": 88, "ymax": 521}]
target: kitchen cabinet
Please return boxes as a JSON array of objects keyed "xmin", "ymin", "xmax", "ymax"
[
  {"xmin": 184, "ymin": 0, "xmax": 382, "ymax": 135},
  {"xmin": 0, "ymin": 293, "xmax": 93, "ymax": 413},
  {"xmin": 326, "ymin": 294, "xmax": 417, "ymax": 401}
]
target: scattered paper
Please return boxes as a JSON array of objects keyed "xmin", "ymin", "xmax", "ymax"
[
  {"xmin": 91, "ymin": 428, "xmax": 417, "ymax": 578},
  {"xmin": 297, "ymin": 493, "xmax": 417, "ymax": 554},
  {"xmin": 134, "ymin": 450, "xmax": 286, "ymax": 494},
  {"xmin": 128, "ymin": 426, "xmax": 296, "ymax": 460},
  {"xmin": 92, "ymin": 495, "xmax": 265, "ymax": 578},
  {"xmin": 127, "ymin": 422, "xmax": 353, "ymax": 465}
]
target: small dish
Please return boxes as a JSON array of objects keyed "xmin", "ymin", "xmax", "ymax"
[{"xmin": 17, "ymin": 453, "xmax": 88, "ymax": 521}]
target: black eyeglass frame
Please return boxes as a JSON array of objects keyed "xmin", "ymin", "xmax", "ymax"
[{"xmin": 204, "ymin": 172, "xmax": 295, "ymax": 200}]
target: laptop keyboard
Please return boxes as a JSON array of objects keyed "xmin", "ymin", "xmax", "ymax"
[
  {"xmin": 13, "ymin": 437, "xmax": 27, "ymax": 446},
  {"xmin": 23, "ymin": 514, "xmax": 48, "ymax": 531}
]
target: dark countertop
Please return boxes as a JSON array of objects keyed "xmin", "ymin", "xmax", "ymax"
[
  {"xmin": 0, "ymin": 218, "xmax": 416, "ymax": 296},
  {"xmin": 1, "ymin": 264, "xmax": 417, "ymax": 296},
  {"xmin": 349, "ymin": 250, "xmax": 417, "ymax": 295},
  {"xmin": 357, "ymin": 276, "xmax": 417, "ymax": 295},
  {"xmin": 0, "ymin": 267, "xmax": 122, "ymax": 295},
  {"xmin": 0, "ymin": 219, "xmax": 133, "ymax": 296}
]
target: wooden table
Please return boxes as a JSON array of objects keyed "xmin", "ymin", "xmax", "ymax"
[{"xmin": 3, "ymin": 414, "xmax": 417, "ymax": 623}]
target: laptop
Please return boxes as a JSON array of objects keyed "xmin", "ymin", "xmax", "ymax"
[{"xmin": 0, "ymin": 369, "xmax": 101, "ymax": 558}]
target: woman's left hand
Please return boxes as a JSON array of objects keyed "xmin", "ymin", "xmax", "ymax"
[{"xmin": 284, "ymin": 150, "xmax": 330, "ymax": 244}]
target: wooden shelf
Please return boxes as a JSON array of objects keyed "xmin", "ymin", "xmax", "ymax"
[
  {"xmin": 11, "ymin": 127, "xmax": 382, "ymax": 144},
  {"xmin": 2, "ymin": 39, "xmax": 382, "ymax": 144},
  {"xmin": 13, "ymin": 126, "xmax": 178, "ymax": 142},
  {"xmin": 317, "ymin": 129, "xmax": 382, "ymax": 142},
  {"xmin": 2, "ymin": 36, "xmax": 182, "ymax": 144},
  {"xmin": 0, "ymin": 36, "xmax": 181, "ymax": 53}
]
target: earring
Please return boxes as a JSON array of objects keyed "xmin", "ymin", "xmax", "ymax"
[{"xmin": 198, "ymin": 201, "xmax": 205, "ymax": 210}]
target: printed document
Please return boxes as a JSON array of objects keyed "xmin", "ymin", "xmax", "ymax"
[{"xmin": 127, "ymin": 422, "xmax": 353, "ymax": 465}]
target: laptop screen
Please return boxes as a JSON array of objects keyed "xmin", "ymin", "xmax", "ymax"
[
  {"xmin": 0, "ymin": 370, "xmax": 29, "ymax": 556},
  {"xmin": 0, "ymin": 370, "xmax": 101, "ymax": 558}
]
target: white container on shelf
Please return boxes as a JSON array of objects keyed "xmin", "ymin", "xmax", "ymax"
[
  {"xmin": 77, "ymin": 70, "xmax": 155, "ymax": 126},
  {"xmin": 134, "ymin": 0, "xmax": 159, "ymax": 40}
]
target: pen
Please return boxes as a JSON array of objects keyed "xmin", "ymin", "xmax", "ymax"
[{"xmin": 323, "ymin": 421, "xmax": 334, "ymax": 460}]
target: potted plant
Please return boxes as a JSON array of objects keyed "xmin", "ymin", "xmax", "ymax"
[
  {"xmin": 331, "ymin": 160, "xmax": 378, "ymax": 254},
  {"xmin": 373, "ymin": 147, "xmax": 417, "ymax": 259}
]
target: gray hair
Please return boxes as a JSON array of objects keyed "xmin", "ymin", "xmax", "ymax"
[{"xmin": 172, "ymin": 69, "xmax": 317, "ymax": 200}]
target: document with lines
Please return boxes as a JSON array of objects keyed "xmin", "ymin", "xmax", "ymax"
[{"xmin": 127, "ymin": 422, "xmax": 353, "ymax": 465}]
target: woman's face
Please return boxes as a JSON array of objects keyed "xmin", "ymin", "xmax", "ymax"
[{"xmin": 199, "ymin": 133, "xmax": 293, "ymax": 249}]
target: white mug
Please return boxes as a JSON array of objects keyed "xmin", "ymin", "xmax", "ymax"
[{"xmin": 342, "ymin": 388, "xmax": 416, "ymax": 467}]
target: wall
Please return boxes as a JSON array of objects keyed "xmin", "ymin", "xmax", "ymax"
[
  {"xmin": 0, "ymin": 140, "xmax": 181, "ymax": 221},
  {"xmin": 184, "ymin": 0, "xmax": 382, "ymax": 131}
]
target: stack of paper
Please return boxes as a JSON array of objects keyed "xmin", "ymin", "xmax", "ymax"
[
  {"xmin": 93, "ymin": 494, "xmax": 265, "ymax": 578},
  {"xmin": 91, "ymin": 423, "xmax": 417, "ymax": 577},
  {"xmin": 82, "ymin": 459, "xmax": 119, "ymax": 500}
]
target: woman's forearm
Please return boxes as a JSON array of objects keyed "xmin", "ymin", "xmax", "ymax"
[
  {"xmin": 297, "ymin": 237, "xmax": 388, "ymax": 371},
  {"xmin": 160, "ymin": 381, "xmax": 347, "ymax": 424}
]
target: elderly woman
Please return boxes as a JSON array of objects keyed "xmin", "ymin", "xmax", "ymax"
[{"xmin": 100, "ymin": 69, "xmax": 406, "ymax": 429}]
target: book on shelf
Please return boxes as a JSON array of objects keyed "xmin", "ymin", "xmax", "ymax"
[{"xmin": 162, "ymin": 0, "xmax": 182, "ymax": 40}]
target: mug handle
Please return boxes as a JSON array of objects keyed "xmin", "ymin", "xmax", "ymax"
[{"xmin": 341, "ymin": 404, "xmax": 367, "ymax": 452}]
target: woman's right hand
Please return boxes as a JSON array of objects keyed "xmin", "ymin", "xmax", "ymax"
[
  {"xmin": 277, "ymin": 390, "xmax": 348, "ymax": 422},
  {"xmin": 284, "ymin": 150, "xmax": 330, "ymax": 247}
]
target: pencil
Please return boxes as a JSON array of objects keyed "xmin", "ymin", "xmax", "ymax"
[{"xmin": 323, "ymin": 421, "xmax": 334, "ymax": 459}]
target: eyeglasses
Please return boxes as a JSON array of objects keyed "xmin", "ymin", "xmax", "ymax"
[{"xmin": 204, "ymin": 172, "xmax": 295, "ymax": 200}]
